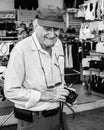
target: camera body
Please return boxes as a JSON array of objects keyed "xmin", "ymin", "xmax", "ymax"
[{"xmin": 65, "ymin": 88, "xmax": 78, "ymax": 104}]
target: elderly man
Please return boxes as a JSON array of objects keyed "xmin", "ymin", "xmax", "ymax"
[{"xmin": 4, "ymin": 5, "xmax": 70, "ymax": 130}]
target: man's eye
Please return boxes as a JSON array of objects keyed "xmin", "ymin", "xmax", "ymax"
[
  {"xmin": 44, "ymin": 27, "xmax": 51, "ymax": 31},
  {"xmin": 53, "ymin": 28, "xmax": 60, "ymax": 32},
  {"xmin": 44, "ymin": 27, "xmax": 59, "ymax": 32}
]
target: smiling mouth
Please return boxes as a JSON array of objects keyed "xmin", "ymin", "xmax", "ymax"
[
  {"xmin": 45, "ymin": 37, "xmax": 56, "ymax": 40},
  {"xmin": 44, "ymin": 36, "xmax": 57, "ymax": 41}
]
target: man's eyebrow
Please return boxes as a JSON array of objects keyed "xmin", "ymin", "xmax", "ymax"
[{"xmin": 44, "ymin": 27, "xmax": 60, "ymax": 30}]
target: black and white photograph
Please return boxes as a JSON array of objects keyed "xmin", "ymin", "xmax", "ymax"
[{"xmin": 0, "ymin": 0, "xmax": 104, "ymax": 130}]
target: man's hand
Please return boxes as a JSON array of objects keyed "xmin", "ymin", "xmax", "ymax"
[{"xmin": 40, "ymin": 85, "xmax": 69, "ymax": 102}]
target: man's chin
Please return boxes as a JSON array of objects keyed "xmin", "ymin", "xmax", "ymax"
[
  {"xmin": 45, "ymin": 41, "xmax": 56, "ymax": 47},
  {"xmin": 45, "ymin": 38, "xmax": 57, "ymax": 43}
]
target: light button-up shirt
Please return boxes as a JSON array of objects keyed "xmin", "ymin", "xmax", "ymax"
[{"xmin": 4, "ymin": 32, "xmax": 64, "ymax": 111}]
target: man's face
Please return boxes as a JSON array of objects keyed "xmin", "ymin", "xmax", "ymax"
[{"xmin": 36, "ymin": 25, "xmax": 60, "ymax": 49}]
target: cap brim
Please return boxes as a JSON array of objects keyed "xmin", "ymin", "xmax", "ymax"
[{"xmin": 37, "ymin": 19, "xmax": 64, "ymax": 29}]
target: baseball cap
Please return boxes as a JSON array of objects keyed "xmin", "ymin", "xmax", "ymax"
[{"xmin": 35, "ymin": 5, "xmax": 64, "ymax": 29}]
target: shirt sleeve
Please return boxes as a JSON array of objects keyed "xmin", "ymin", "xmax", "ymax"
[{"xmin": 4, "ymin": 46, "xmax": 41, "ymax": 109}]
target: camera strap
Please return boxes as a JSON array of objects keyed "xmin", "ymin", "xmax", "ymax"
[
  {"xmin": 59, "ymin": 101, "xmax": 75, "ymax": 130},
  {"xmin": 59, "ymin": 102, "xmax": 65, "ymax": 130}
]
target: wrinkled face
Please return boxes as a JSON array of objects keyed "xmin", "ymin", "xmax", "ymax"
[{"xmin": 35, "ymin": 24, "xmax": 60, "ymax": 49}]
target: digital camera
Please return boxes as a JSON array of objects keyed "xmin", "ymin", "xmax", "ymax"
[{"xmin": 65, "ymin": 87, "xmax": 78, "ymax": 104}]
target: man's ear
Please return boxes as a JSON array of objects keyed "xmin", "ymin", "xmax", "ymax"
[{"xmin": 33, "ymin": 19, "xmax": 38, "ymax": 31}]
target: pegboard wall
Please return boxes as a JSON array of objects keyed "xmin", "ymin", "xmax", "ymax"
[
  {"xmin": 68, "ymin": 13, "xmax": 82, "ymax": 31},
  {"xmin": 17, "ymin": 9, "xmax": 37, "ymax": 26}
]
